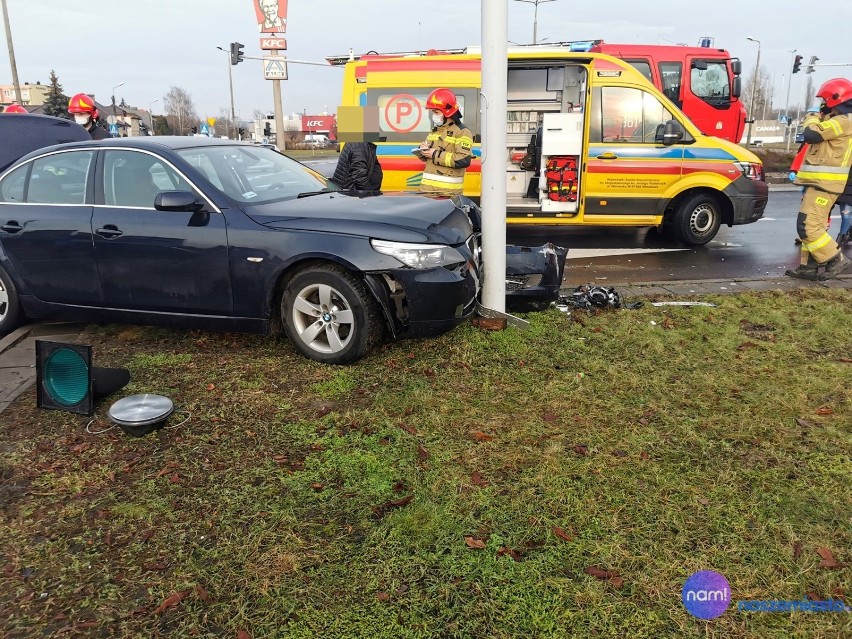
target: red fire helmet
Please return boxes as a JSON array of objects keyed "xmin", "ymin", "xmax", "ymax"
[
  {"xmin": 426, "ymin": 88, "xmax": 459, "ymax": 118},
  {"xmin": 68, "ymin": 93, "xmax": 99, "ymax": 118},
  {"xmin": 816, "ymin": 78, "xmax": 852, "ymax": 109}
]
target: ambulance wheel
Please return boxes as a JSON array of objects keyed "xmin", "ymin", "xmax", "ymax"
[{"xmin": 672, "ymin": 194, "xmax": 721, "ymax": 245}]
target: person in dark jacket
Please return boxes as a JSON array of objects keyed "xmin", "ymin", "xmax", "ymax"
[{"xmin": 331, "ymin": 141, "xmax": 382, "ymax": 191}]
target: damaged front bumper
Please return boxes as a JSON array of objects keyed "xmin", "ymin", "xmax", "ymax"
[
  {"xmin": 364, "ymin": 262, "xmax": 478, "ymax": 339},
  {"xmin": 364, "ymin": 241, "xmax": 567, "ymax": 337},
  {"xmin": 505, "ymin": 243, "xmax": 568, "ymax": 310}
]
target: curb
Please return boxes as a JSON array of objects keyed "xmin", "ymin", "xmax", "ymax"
[
  {"xmin": 0, "ymin": 326, "xmax": 32, "ymax": 358},
  {"xmin": 560, "ymin": 275, "xmax": 852, "ymax": 297}
]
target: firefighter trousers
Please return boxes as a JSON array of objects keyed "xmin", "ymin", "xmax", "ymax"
[{"xmin": 798, "ymin": 188, "xmax": 841, "ymax": 265}]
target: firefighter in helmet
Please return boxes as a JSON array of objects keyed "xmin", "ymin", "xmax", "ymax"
[
  {"xmin": 414, "ymin": 88, "xmax": 473, "ymax": 196},
  {"xmin": 787, "ymin": 78, "xmax": 852, "ymax": 280},
  {"xmin": 2, "ymin": 104, "xmax": 28, "ymax": 114},
  {"xmin": 68, "ymin": 93, "xmax": 110, "ymax": 140}
]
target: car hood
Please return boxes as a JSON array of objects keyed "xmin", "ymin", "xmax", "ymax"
[{"xmin": 244, "ymin": 192, "xmax": 474, "ymax": 245}]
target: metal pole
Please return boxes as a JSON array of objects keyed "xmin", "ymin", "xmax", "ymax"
[
  {"xmin": 148, "ymin": 99, "xmax": 158, "ymax": 135},
  {"xmin": 532, "ymin": 2, "xmax": 538, "ymax": 45},
  {"xmin": 228, "ymin": 62, "xmax": 236, "ymax": 139},
  {"xmin": 272, "ymin": 48, "xmax": 285, "ymax": 152},
  {"xmin": 745, "ymin": 37, "xmax": 760, "ymax": 146},
  {"xmin": 785, "ymin": 50, "xmax": 797, "ymax": 151},
  {"xmin": 784, "ymin": 50, "xmax": 796, "ymax": 120},
  {"xmin": 1, "ymin": 0, "xmax": 22, "ymax": 104},
  {"xmin": 481, "ymin": 0, "xmax": 507, "ymax": 312}
]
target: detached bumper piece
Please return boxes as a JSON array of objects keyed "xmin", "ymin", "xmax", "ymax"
[{"xmin": 505, "ymin": 243, "xmax": 568, "ymax": 311}]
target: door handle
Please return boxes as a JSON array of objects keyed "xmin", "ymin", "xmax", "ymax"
[
  {"xmin": 96, "ymin": 225, "xmax": 123, "ymax": 239},
  {"xmin": 596, "ymin": 152, "xmax": 618, "ymax": 160},
  {"xmin": 1, "ymin": 221, "xmax": 23, "ymax": 233}
]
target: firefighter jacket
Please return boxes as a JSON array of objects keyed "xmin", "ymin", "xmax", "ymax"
[
  {"xmin": 418, "ymin": 119, "xmax": 473, "ymax": 195},
  {"xmin": 794, "ymin": 113, "xmax": 852, "ymax": 194}
]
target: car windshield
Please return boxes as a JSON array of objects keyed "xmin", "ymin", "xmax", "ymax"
[{"xmin": 176, "ymin": 145, "xmax": 336, "ymax": 204}]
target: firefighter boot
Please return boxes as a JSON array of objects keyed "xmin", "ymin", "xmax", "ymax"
[
  {"xmin": 785, "ymin": 254, "xmax": 819, "ymax": 280},
  {"xmin": 819, "ymin": 252, "xmax": 852, "ymax": 280}
]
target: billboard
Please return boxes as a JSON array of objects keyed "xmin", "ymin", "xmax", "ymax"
[
  {"xmin": 739, "ymin": 120, "xmax": 786, "ymax": 145},
  {"xmin": 253, "ymin": 0, "xmax": 288, "ymax": 34}
]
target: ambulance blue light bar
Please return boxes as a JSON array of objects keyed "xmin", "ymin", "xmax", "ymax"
[{"xmin": 568, "ymin": 41, "xmax": 595, "ymax": 52}]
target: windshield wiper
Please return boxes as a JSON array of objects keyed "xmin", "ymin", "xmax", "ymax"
[{"xmin": 296, "ymin": 188, "xmax": 335, "ymax": 199}]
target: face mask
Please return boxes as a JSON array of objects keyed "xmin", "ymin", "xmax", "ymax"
[
  {"xmin": 74, "ymin": 114, "xmax": 91, "ymax": 127},
  {"xmin": 430, "ymin": 112, "xmax": 445, "ymax": 127}
]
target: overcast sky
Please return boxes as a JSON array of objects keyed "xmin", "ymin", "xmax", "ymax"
[{"xmin": 2, "ymin": 0, "xmax": 850, "ymax": 120}]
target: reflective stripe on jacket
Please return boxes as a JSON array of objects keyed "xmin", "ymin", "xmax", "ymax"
[
  {"xmin": 794, "ymin": 113, "xmax": 852, "ymax": 194},
  {"xmin": 418, "ymin": 119, "xmax": 473, "ymax": 195}
]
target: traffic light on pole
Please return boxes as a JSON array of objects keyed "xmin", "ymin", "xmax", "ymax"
[
  {"xmin": 230, "ymin": 42, "xmax": 245, "ymax": 65},
  {"xmin": 792, "ymin": 55, "xmax": 803, "ymax": 74},
  {"xmin": 806, "ymin": 55, "xmax": 818, "ymax": 74}
]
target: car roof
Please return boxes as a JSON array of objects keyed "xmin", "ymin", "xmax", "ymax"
[
  {"xmin": 10, "ymin": 136, "xmax": 261, "ymax": 167},
  {"xmin": 45, "ymin": 136, "xmax": 249, "ymax": 152}
]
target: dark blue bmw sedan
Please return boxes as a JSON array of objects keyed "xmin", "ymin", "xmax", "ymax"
[{"xmin": 0, "ymin": 132, "xmax": 480, "ymax": 364}]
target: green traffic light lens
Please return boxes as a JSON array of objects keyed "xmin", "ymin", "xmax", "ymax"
[{"xmin": 43, "ymin": 347, "xmax": 89, "ymax": 406}]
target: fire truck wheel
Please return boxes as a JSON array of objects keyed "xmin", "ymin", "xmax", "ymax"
[{"xmin": 671, "ymin": 193, "xmax": 721, "ymax": 245}]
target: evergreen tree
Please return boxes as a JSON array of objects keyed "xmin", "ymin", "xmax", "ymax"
[{"xmin": 42, "ymin": 70, "xmax": 70, "ymax": 118}]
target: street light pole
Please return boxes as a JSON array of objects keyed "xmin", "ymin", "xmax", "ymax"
[
  {"xmin": 1, "ymin": 0, "xmax": 22, "ymax": 104},
  {"xmin": 745, "ymin": 37, "xmax": 761, "ymax": 146},
  {"xmin": 148, "ymin": 98, "xmax": 159, "ymax": 136},
  {"xmin": 111, "ymin": 81, "xmax": 125, "ymax": 136},
  {"xmin": 513, "ymin": 0, "xmax": 556, "ymax": 45},
  {"xmin": 216, "ymin": 46, "xmax": 237, "ymax": 138}
]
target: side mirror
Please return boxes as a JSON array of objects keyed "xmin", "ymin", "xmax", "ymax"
[
  {"xmin": 732, "ymin": 76, "xmax": 742, "ymax": 99},
  {"xmin": 662, "ymin": 120, "xmax": 685, "ymax": 146},
  {"xmin": 691, "ymin": 60, "xmax": 708, "ymax": 71},
  {"xmin": 155, "ymin": 190, "xmax": 204, "ymax": 212},
  {"xmin": 730, "ymin": 59, "xmax": 742, "ymax": 76}
]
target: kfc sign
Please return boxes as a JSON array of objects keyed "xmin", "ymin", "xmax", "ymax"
[
  {"xmin": 260, "ymin": 37, "xmax": 287, "ymax": 50},
  {"xmin": 302, "ymin": 115, "xmax": 335, "ymax": 131},
  {"xmin": 253, "ymin": 0, "xmax": 288, "ymax": 34}
]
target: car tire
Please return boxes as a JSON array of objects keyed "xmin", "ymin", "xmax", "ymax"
[
  {"xmin": 671, "ymin": 193, "xmax": 721, "ymax": 245},
  {"xmin": 282, "ymin": 264, "xmax": 383, "ymax": 364},
  {"xmin": 0, "ymin": 264, "xmax": 22, "ymax": 337}
]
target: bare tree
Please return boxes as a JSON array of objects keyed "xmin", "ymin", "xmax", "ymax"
[
  {"xmin": 742, "ymin": 65, "xmax": 774, "ymax": 122},
  {"xmin": 283, "ymin": 119, "xmax": 301, "ymax": 149},
  {"xmin": 164, "ymin": 86, "xmax": 197, "ymax": 136},
  {"xmin": 215, "ymin": 107, "xmax": 232, "ymax": 138}
]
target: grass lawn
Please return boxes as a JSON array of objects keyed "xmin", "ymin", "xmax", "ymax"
[{"xmin": 1, "ymin": 289, "xmax": 850, "ymax": 639}]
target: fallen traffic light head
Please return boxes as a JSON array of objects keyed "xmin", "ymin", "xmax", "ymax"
[{"xmin": 35, "ymin": 341, "xmax": 130, "ymax": 416}]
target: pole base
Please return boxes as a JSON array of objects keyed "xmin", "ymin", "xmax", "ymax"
[{"xmin": 475, "ymin": 302, "xmax": 529, "ymax": 329}]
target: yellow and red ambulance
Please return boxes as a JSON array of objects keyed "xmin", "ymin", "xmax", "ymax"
[{"xmin": 328, "ymin": 46, "xmax": 768, "ymax": 245}]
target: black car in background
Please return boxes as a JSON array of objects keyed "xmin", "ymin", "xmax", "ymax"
[{"xmin": 0, "ymin": 124, "xmax": 480, "ymax": 364}]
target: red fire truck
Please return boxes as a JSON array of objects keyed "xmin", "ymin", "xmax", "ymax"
[{"xmin": 585, "ymin": 41, "xmax": 746, "ymax": 143}]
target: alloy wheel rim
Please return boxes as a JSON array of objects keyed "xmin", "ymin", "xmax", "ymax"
[
  {"xmin": 291, "ymin": 283, "xmax": 354, "ymax": 354},
  {"xmin": 0, "ymin": 283, "xmax": 8, "ymax": 320}
]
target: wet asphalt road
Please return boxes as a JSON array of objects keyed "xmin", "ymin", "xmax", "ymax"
[{"xmin": 303, "ymin": 158, "xmax": 846, "ymax": 285}]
